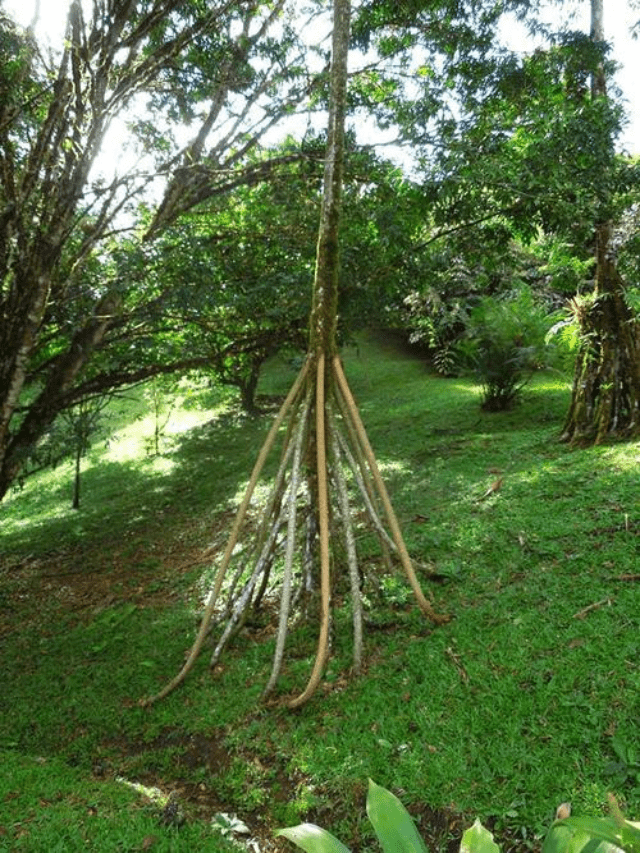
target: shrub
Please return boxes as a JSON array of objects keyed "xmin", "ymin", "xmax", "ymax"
[{"xmin": 457, "ymin": 285, "xmax": 555, "ymax": 411}]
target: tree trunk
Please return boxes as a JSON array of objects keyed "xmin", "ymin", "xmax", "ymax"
[
  {"xmin": 0, "ymin": 0, "xmax": 310, "ymax": 502},
  {"xmin": 0, "ymin": 307, "xmax": 114, "ymax": 500},
  {"xmin": 308, "ymin": 0, "xmax": 350, "ymax": 362},
  {"xmin": 561, "ymin": 224, "xmax": 640, "ymax": 442},
  {"xmin": 143, "ymin": 0, "xmax": 448, "ymax": 710},
  {"xmin": 239, "ymin": 366, "xmax": 261, "ymax": 417},
  {"xmin": 305, "ymin": 0, "xmax": 350, "ymax": 506},
  {"xmin": 72, "ymin": 446, "xmax": 82, "ymax": 510},
  {"xmin": 561, "ymin": 0, "xmax": 640, "ymax": 443}
]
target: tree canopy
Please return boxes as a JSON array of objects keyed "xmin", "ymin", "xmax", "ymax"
[
  {"xmin": 2, "ymin": 0, "xmax": 640, "ymax": 502},
  {"xmin": 0, "ymin": 0, "xmax": 320, "ymax": 498}
]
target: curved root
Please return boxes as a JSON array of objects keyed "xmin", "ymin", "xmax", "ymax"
[{"xmin": 143, "ymin": 352, "xmax": 449, "ymax": 710}]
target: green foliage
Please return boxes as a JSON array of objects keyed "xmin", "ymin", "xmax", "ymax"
[
  {"xmin": 401, "ymin": 221, "xmax": 531, "ymax": 373},
  {"xmin": 0, "ymin": 0, "xmax": 327, "ymax": 499},
  {"xmin": 351, "ymin": 0, "xmax": 509, "ymax": 133},
  {"xmin": 615, "ymin": 187, "xmax": 640, "ymax": 289},
  {"xmin": 533, "ymin": 236, "xmax": 594, "ymax": 297},
  {"xmin": 11, "ymin": 391, "xmax": 117, "ymax": 501},
  {"xmin": 59, "ymin": 142, "xmax": 416, "ymax": 419},
  {"xmin": 278, "ymin": 780, "xmax": 428, "ymax": 853},
  {"xmin": 606, "ymin": 739, "xmax": 640, "ymax": 790},
  {"xmin": 403, "ymin": 277, "xmax": 472, "ymax": 376},
  {"xmin": 456, "ymin": 286, "xmax": 555, "ymax": 410},
  {"xmin": 0, "ymin": 12, "xmax": 45, "ymax": 141},
  {"xmin": 279, "ymin": 782, "xmax": 639, "ymax": 853},
  {"xmin": 2, "ymin": 338, "xmax": 639, "ymax": 849},
  {"xmin": 543, "ymin": 814, "xmax": 640, "ymax": 853},
  {"xmin": 419, "ymin": 34, "xmax": 627, "ymax": 246},
  {"xmin": 278, "ymin": 824, "xmax": 352, "ymax": 853},
  {"xmin": 460, "ymin": 820, "xmax": 500, "ymax": 853},
  {"xmin": 366, "ymin": 779, "xmax": 428, "ymax": 853},
  {"xmin": 545, "ymin": 293, "xmax": 597, "ymax": 375}
]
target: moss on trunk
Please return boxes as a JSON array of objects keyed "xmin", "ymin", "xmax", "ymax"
[{"xmin": 561, "ymin": 224, "xmax": 640, "ymax": 443}]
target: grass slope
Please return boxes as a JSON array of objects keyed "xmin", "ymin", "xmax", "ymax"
[{"xmin": 1, "ymin": 333, "xmax": 638, "ymax": 852}]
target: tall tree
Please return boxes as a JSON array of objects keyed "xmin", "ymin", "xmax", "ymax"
[
  {"xmin": 560, "ymin": 0, "xmax": 640, "ymax": 443},
  {"xmin": 144, "ymin": 0, "xmax": 448, "ymax": 710},
  {"xmin": 365, "ymin": 0, "xmax": 640, "ymax": 442},
  {"xmin": 0, "ymin": 0, "xmax": 315, "ymax": 500}
]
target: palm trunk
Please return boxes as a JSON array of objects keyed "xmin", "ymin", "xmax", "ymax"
[{"xmin": 143, "ymin": 0, "xmax": 448, "ymax": 711}]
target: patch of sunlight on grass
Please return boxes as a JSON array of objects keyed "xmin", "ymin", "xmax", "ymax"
[
  {"xmin": 193, "ymin": 562, "xmax": 221, "ymax": 609},
  {"xmin": 148, "ymin": 454, "xmax": 177, "ymax": 475},
  {"xmin": 246, "ymin": 480, "xmax": 273, "ymax": 505},
  {"xmin": 169, "ymin": 409, "xmax": 218, "ymax": 434},
  {"xmin": 224, "ymin": 478, "xmax": 263, "ymax": 515},
  {"xmin": 3, "ymin": 456, "xmax": 73, "ymax": 515},
  {"xmin": 4, "ymin": 334, "xmax": 640, "ymax": 847},
  {"xmin": 530, "ymin": 374, "xmax": 572, "ymax": 392},
  {"xmin": 376, "ymin": 458, "xmax": 412, "ymax": 477},
  {"xmin": 116, "ymin": 776, "xmax": 170, "ymax": 806},
  {"xmin": 107, "ymin": 420, "xmax": 152, "ymax": 461},
  {"xmin": 601, "ymin": 443, "xmax": 640, "ymax": 473},
  {"xmin": 105, "ymin": 407, "xmax": 219, "ymax": 462},
  {"xmin": 448, "ymin": 381, "xmax": 483, "ymax": 397}
]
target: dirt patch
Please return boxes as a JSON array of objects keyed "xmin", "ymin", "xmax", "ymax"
[
  {"xmin": 104, "ymin": 728, "xmax": 234, "ymax": 810},
  {"xmin": 101, "ymin": 727, "xmax": 299, "ymax": 852},
  {"xmin": 0, "ymin": 511, "xmax": 239, "ymax": 637},
  {"xmin": 412, "ymin": 803, "xmax": 468, "ymax": 853}
]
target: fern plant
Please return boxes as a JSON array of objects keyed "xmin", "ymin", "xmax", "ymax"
[{"xmin": 458, "ymin": 285, "xmax": 554, "ymax": 410}]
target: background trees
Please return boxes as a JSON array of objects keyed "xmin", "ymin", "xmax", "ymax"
[
  {"xmin": 0, "ymin": 0, "xmax": 316, "ymax": 499},
  {"xmin": 560, "ymin": 0, "xmax": 640, "ymax": 442},
  {"xmin": 143, "ymin": 143, "xmax": 418, "ymax": 413},
  {"xmin": 389, "ymin": 4, "xmax": 640, "ymax": 428},
  {"xmin": 2, "ymin": 0, "xmax": 640, "ymax": 506}
]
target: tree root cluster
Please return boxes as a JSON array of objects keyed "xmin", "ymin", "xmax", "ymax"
[
  {"xmin": 561, "ymin": 228, "xmax": 640, "ymax": 444},
  {"xmin": 143, "ymin": 354, "xmax": 449, "ymax": 709}
]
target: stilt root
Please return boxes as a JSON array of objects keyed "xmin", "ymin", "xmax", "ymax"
[{"xmin": 141, "ymin": 354, "xmax": 449, "ymax": 709}]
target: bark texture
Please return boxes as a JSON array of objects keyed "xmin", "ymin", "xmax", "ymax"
[
  {"xmin": 561, "ymin": 0, "xmax": 640, "ymax": 443},
  {"xmin": 0, "ymin": 0, "xmax": 306, "ymax": 500},
  {"xmin": 561, "ymin": 224, "xmax": 640, "ymax": 443}
]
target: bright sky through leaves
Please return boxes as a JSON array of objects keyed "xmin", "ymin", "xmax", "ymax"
[
  {"xmin": 3, "ymin": 0, "xmax": 639, "ymax": 153},
  {"xmin": 498, "ymin": 0, "xmax": 639, "ymax": 153}
]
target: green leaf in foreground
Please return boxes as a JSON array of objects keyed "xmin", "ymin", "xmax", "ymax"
[
  {"xmin": 542, "ymin": 817, "xmax": 628, "ymax": 853},
  {"xmin": 460, "ymin": 819, "xmax": 500, "ymax": 853},
  {"xmin": 366, "ymin": 778, "xmax": 428, "ymax": 853},
  {"xmin": 276, "ymin": 823, "xmax": 352, "ymax": 853},
  {"xmin": 620, "ymin": 822, "xmax": 640, "ymax": 853}
]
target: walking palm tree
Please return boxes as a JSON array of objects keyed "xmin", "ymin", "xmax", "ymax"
[{"xmin": 144, "ymin": 0, "xmax": 448, "ymax": 710}]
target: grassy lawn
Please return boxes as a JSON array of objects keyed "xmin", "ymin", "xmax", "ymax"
[{"xmin": 1, "ymin": 332, "xmax": 638, "ymax": 852}]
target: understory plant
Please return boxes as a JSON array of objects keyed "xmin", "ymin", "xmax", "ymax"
[
  {"xmin": 456, "ymin": 285, "xmax": 554, "ymax": 410},
  {"xmin": 278, "ymin": 780, "xmax": 640, "ymax": 853}
]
